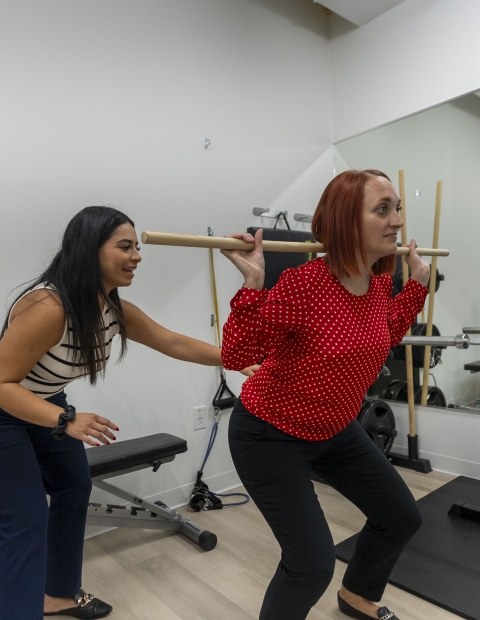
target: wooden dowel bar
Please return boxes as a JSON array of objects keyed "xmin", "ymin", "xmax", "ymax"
[
  {"xmin": 141, "ymin": 231, "xmax": 449, "ymax": 257},
  {"xmin": 399, "ymin": 170, "xmax": 416, "ymax": 438},
  {"xmin": 421, "ymin": 181, "xmax": 442, "ymax": 406}
]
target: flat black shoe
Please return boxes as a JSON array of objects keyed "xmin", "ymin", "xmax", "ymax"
[
  {"xmin": 44, "ymin": 589, "xmax": 113, "ymax": 618},
  {"xmin": 338, "ymin": 591, "xmax": 399, "ymax": 620}
]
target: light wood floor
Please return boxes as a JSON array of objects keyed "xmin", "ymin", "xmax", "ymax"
[{"xmin": 76, "ymin": 468, "xmax": 461, "ymax": 620}]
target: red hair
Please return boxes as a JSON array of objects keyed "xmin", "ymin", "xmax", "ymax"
[{"xmin": 311, "ymin": 169, "xmax": 397, "ymax": 278}]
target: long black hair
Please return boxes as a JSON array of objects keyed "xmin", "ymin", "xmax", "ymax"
[{"xmin": 1, "ymin": 206, "xmax": 134, "ymax": 384}]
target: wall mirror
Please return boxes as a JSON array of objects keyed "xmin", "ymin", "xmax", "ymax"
[{"xmin": 334, "ymin": 92, "xmax": 480, "ymax": 410}]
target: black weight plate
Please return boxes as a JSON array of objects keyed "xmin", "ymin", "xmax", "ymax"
[
  {"xmin": 379, "ymin": 379, "xmax": 404, "ymax": 400},
  {"xmin": 414, "ymin": 385, "xmax": 423, "ymax": 404},
  {"xmin": 393, "ymin": 345, "xmax": 405, "ymax": 363},
  {"xmin": 427, "ymin": 267, "xmax": 444, "ymax": 293},
  {"xmin": 428, "ymin": 386, "xmax": 447, "ymax": 407},
  {"xmin": 393, "ymin": 380, "xmax": 408, "ymax": 402},
  {"xmin": 414, "ymin": 385, "xmax": 447, "ymax": 407},
  {"xmin": 358, "ymin": 399, "xmax": 396, "ymax": 454}
]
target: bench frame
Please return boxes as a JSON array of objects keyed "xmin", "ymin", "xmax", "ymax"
[{"xmin": 86, "ymin": 436, "xmax": 217, "ymax": 551}]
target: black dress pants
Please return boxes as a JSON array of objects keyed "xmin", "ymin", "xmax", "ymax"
[
  {"xmin": 0, "ymin": 392, "xmax": 92, "ymax": 620},
  {"xmin": 229, "ymin": 399, "xmax": 422, "ymax": 620}
]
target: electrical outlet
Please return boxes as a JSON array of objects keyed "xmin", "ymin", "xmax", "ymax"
[{"xmin": 193, "ymin": 405, "xmax": 206, "ymax": 430}]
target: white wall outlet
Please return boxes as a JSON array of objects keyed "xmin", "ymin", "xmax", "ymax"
[{"xmin": 193, "ymin": 405, "xmax": 206, "ymax": 430}]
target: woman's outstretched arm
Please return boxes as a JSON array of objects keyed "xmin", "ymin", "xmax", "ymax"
[{"xmin": 123, "ymin": 299, "xmax": 222, "ymax": 365}]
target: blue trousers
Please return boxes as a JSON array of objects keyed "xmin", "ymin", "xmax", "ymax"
[
  {"xmin": 229, "ymin": 399, "xmax": 423, "ymax": 620},
  {"xmin": 0, "ymin": 392, "xmax": 92, "ymax": 620}
]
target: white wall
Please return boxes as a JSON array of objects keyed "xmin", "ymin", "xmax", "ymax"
[
  {"xmin": 330, "ymin": 0, "xmax": 480, "ymax": 141},
  {"xmin": 0, "ymin": 0, "xmax": 334, "ymax": 527},
  {"xmin": 335, "ymin": 94, "xmax": 480, "ymax": 408},
  {"xmin": 5, "ymin": 0, "xmax": 480, "ymax": 530}
]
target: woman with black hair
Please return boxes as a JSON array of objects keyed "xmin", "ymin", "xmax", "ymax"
[{"xmin": 0, "ymin": 206, "xmax": 254, "ymax": 620}]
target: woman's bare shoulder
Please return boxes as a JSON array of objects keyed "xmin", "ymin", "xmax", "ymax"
[{"xmin": 10, "ymin": 288, "xmax": 65, "ymax": 323}]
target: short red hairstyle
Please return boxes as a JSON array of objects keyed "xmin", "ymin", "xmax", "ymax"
[{"xmin": 311, "ymin": 169, "xmax": 397, "ymax": 279}]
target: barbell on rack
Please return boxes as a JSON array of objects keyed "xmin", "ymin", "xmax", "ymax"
[{"xmin": 399, "ymin": 334, "xmax": 480, "ymax": 349}]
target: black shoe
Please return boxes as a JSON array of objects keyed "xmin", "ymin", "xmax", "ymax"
[
  {"xmin": 338, "ymin": 591, "xmax": 399, "ymax": 620},
  {"xmin": 44, "ymin": 589, "xmax": 113, "ymax": 618}
]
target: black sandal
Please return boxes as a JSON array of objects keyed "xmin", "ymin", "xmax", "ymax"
[
  {"xmin": 338, "ymin": 591, "xmax": 399, "ymax": 620},
  {"xmin": 44, "ymin": 589, "xmax": 113, "ymax": 618}
]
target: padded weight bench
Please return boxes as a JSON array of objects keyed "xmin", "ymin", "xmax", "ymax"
[{"xmin": 86, "ymin": 433, "xmax": 217, "ymax": 551}]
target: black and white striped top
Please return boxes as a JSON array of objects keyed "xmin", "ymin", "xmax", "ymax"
[{"xmin": 10, "ymin": 285, "xmax": 120, "ymax": 399}]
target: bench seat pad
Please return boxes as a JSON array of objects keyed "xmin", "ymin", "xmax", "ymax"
[{"xmin": 87, "ymin": 432, "xmax": 187, "ymax": 478}]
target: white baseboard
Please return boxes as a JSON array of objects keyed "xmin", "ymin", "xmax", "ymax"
[{"xmin": 391, "ymin": 443, "xmax": 480, "ymax": 479}]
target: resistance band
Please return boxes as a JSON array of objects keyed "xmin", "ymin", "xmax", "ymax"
[{"xmin": 189, "ymin": 228, "xmax": 249, "ymax": 512}]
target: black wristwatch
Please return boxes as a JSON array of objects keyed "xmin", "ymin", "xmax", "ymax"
[{"xmin": 51, "ymin": 405, "xmax": 77, "ymax": 441}]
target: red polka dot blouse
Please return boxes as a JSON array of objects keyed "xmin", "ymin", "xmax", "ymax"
[{"xmin": 221, "ymin": 258, "xmax": 428, "ymax": 441}]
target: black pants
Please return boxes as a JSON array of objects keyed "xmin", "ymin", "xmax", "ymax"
[
  {"xmin": 229, "ymin": 399, "xmax": 422, "ymax": 620},
  {"xmin": 0, "ymin": 392, "xmax": 92, "ymax": 620}
]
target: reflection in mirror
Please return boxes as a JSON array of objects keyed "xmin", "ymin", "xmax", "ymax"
[{"xmin": 334, "ymin": 92, "xmax": 480, "ymax": 410}]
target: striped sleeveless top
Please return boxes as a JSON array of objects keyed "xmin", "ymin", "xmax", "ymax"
[{"xmin": 9, "ymin": 285, "xmax": 120, "ymax": 399}]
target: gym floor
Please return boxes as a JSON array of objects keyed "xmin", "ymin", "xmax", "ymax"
[{"xmin": 79, "ymin": 468, "xmax": 460, "ymax": 620}]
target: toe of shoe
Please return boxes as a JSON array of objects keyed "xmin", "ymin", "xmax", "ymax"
[
  {"xmin": 378, "ymin": 607, "xmax": 399, "ymax": 620},
  {"xmin": 75, "ymin": 598, "xmax": 113, "ymax": 619}
]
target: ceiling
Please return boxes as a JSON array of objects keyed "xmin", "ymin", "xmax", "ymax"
[{"xmin": 314, "ymin": 0, "xmax": 407, "ymax": 27}]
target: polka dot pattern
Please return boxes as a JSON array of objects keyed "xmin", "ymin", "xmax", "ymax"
[{"xmin": 221, "ymin": 258, "xmax": 428, "ymax": 441}]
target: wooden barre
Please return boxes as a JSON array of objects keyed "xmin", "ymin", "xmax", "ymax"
[{"xmin": 140, "ymin": 231, "xmax": 450, "ymax": 257}]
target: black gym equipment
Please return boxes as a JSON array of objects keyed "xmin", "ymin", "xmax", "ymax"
[
  {"xmin": 448, "ymin": 500, "xmax": 480, "ymax": 524},
  {"xmin": 379, "ymin": 378, "xmax": 406, "ymax": 401},
  {"xmin": 189, "ymin": 402, "xmax": 249, "ymax": 512},
  {"xmin": 369, "ymin": 353, "xmax": 420, "ymax": 401},
  {"xmin": 380, "ymin": 378, "xmax": 447, "ymax": 408},
  {"xmin": 393, "ymin": 322, "xmax": 443, "ymax": 368},
  {"xmin": 335, "ymin": 476, "xmax": 480, "ymax": 620},
  {"xmin": 392, "ymin": 256, "xmax": 444, "ymax": 297},
  {"xmin": 86, "ymin": 433, "xmax": 217, "ymax": 551},
  {"xmin": 247, "ymin": 227, "xmax": 317, "ymax": 290},
  {"xmin": 189, "ymin": 471, "xmax": 223, "ymax": 512},
  {"xmin": 357, "ymin": 399, "xmax": 397, "ymax": 455},
  {"xmin": 430, "ymin": 266, "xmax": 445, "ymax": 292},
  {"xmin": 393, "ymin": 379, "xmax": 408, "ymax": 403},
  {"xmin": 414, "ymin": 384, "xmax": 447, "ymax": 407},
  {"xmin": 212, "ymin": 369, "xmax": 237, "ymax": 410}
]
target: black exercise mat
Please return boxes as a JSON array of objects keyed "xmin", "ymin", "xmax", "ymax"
[{"xmin": 335, "ymin": 476, "xmax": 480, "ymax": 620}]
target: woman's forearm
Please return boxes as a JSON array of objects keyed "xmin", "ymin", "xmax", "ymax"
[
  {"xmin": 168, "ymin": 334, "xmax": 222, "ymax": 365},
  {"xmin": 0, "ymin": 383, "xmax": 63, "ymax": 427}
]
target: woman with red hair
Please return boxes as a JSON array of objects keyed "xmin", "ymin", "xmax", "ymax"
[{"xmin": 221, "ymin": 170, "xmax": 430, "ymax": 620}]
